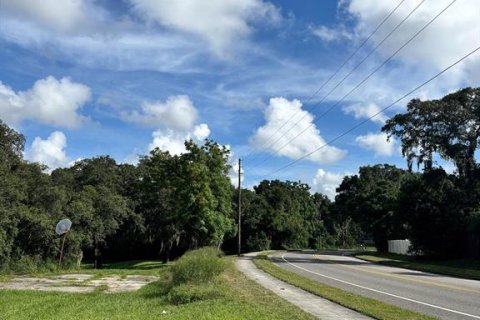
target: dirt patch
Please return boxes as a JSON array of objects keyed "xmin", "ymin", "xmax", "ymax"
[{"xmin": 0, "ymin": 274, "xmax": 158, "ymax": 293}]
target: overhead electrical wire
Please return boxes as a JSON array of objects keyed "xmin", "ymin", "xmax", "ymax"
[
  {"xmin": 241, "ymin": 0, "xmax": 407, "ymax": 162},
  {"xmin": 249, "ymin": 0, "xmax": 457, "ymax": 171},
  {"xmin": 244, "ymin": 0, "xmax": 422, "ymax": 165},
  {"xmin": 260, "ymin": 44, "xmax": 480, "ymax": 179}
]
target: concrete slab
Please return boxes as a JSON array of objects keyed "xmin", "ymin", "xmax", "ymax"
[{"xmin": 0, "ymin": 274, "xmax": 158, "ymax": 293}]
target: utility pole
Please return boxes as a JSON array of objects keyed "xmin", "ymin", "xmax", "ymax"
[{"xmin": 237, "ymin": 158, "xmax": 242, "ymax": 257}]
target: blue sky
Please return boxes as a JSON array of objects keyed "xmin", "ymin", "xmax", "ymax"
[{"xmin": 1, "ymin": 0, "xmax": 479, "ymax": 198}]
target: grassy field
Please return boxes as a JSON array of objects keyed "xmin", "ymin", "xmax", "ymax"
[
  {"xmin": 254, "ymin": 254, "xmax": 436, "ymax": 320},
  {"xmin": 355, "ymin": 253, "xmax": 480, "ymax": 281},
  {"xmin": 0, "ymin": 258, "xmax": 315, "ymax": 320}
]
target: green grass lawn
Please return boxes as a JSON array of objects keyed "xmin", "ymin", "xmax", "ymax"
[
  {"xmin": 254, "ymin": 254, "xmax": 435, "ymax": 320},
  {"xmin": 355, "ymin": 253, "xmax": 480, "ymax": 281},
  {"xmin": 0, "ymin": 258, "xmax": 315, "ymax": 320}
]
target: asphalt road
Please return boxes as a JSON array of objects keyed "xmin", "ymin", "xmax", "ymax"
[{"xmin": 272, "ymin": 251, "xmax": 480, "ymax": 320}]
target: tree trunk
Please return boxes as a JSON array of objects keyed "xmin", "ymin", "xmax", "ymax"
[{"xmin": 94, "ymin": 239, "xmax": 102, "ymax": 269}]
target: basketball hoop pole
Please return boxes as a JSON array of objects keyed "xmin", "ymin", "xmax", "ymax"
[{"xmin": 58, "ymin": 231, "xmax": 68, "ymax": 268}]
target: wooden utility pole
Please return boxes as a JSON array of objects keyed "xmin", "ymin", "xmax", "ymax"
[{"xmin": 237, "ymin": 158, "xmax": 242, "ymax": 257}]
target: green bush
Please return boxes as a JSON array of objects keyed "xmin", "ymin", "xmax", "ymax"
[
  {"xmin": 167, "ymin": 283, "xmax": 222, "ymax": 305},
  {"xmin": 246, "ymin": 231, "xmax": 271, "ymax": 251},
  {"xmin": 9, "ymin": 255, "xmax": 41, "ymax": 274},
  {"xmin": 6, "ymin": 255, "xmax": 59, "ymax": 274},
  {"xmin": 171, "ymin": 247, "xmax": 225, "ymax": 284}
]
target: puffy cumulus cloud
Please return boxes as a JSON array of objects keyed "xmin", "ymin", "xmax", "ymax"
[
  {"xmin": 128, "ymin": 0, "xmax": 281, "ymax": 56},
  {"xmin": 193, "ymin": 123, "xmax": 210, "ymax": 140},
  {"xmin": 139, "ymin": 95, "xmax": 212, "ymax": 156},
  {"xmin": 148, "ymin": 123, "xmax": 211, "ymax": 155},
  {"xmin": 126, "ymin": 95, "xmax": 198, "ymax": 131},
  {"xmin": 347, "ymin": 0, "xmax": 480, "ymax": 82},
  {"xmin": 149, "ymin": 130, "xmax": 189, "ymax": 155},
  {"xmin": 312, "ymin": 169, "xmax": 348, "ymax": 200},
  {"xmin": 25, "ymin": 131, "xmax": 69, "ymax": 172},
  {"xmin": 342, "ymin": 102, "xmax": 388, "ymax": 124},
  {"xmin": 355, "ymin": 132, "xmax": 395, "ymax": 156},
  {"xmin": 2, "ymin": 0, "xmax": 88, "ymax": 32},
  {"xmin": 0, "ymin": 76, "xmax": 91, "ymax": 128},
  {"xmin": 250, "ymin": 97, "xmax": 346, "ymax": 164}
]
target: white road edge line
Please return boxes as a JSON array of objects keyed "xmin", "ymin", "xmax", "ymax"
[{"xmin": 280, "ymin": 253, "xmax": 480, "ymax": 320}]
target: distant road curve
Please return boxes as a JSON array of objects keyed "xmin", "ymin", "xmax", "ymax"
[{"xmin": 271, "ymin": 251, "xmax": 480, "ymax": 320}]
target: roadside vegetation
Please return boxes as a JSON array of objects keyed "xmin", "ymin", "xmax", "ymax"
[
  {"xmin": 355, "ymin": 252, "xmax": 480, "ymax": 281},
  {"xmin": 253, "ymin": 254, "xmax": 435, "ymax": 320},
  {"xmin": 1, "ymin": 87, "xmax": 480, "ymax": 319},
  {"xmin": 0, "ymin": 248, "xmax": 315, "ymax": 320},
  {"xmin": 2, "ymin": 88, "xmax": 480, "ymax": 275}
]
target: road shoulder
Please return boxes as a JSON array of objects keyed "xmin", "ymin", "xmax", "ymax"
[{"xmin": 236, "ymin": 253, "xmax": 372, "ymax": 320}]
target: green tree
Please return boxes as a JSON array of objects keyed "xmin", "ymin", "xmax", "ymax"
[
  {"xmin": 137, "ymin": 140, "xmax": 234, "ymax": 260},
  {"xmin": 253, "ymin": 180, "xmax": 318, "ymax": 249},
  {"xmin": 52, "ymin": 156, "xmax": 133, "ymax": 265},
  {"xmin": 382, "ymin": 87, "xmax": 480, "ymax": 179},
  {"xmin": 0, "ymin": 119, "xmax": 24, "ymax": 169},
  {"xmin": 398, "ymin": 169, "xmax": 472, "ymax": 257},
  {"xmin": 334, "ymin": 165, "xmax": 410, "ymax": 252}
]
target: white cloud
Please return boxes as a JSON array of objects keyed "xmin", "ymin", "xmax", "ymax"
[
  {"xmin": 250, "ymin": 97, "xmax": 346, "ymax": 164},
  {"xmin": 26, "ymin": 131, "xmax": 69, "ymax": 171},
  {"xmin": 0, "ymin": 1, "xmax": 208, "ymax": 73},
  {"xmin": 312, "ymin": 169, "xmax": 348, "ymax": 200},
  {"xmin": 310, "ymin": 25, "xmax": 353, "ymax": 42},
  {"xmin": 149, "ymin": 130, "xmax": 189, "ymax": 155},
  {"xmin": 228, "ymin": 158, "xmax": 243, "ymax": 186},
  {"xmin": 0, "ymin": 76, "xmax": 91, "ymax": 128},
  {"xmin": 343, "ymin": 102, "xmax": 388, "ymax": 124},
  {"xmin": 356, "ymin": 132, "xmax": 395, "ymax": 156},
  {"xmin": 136, "ymin": 94, "xmax": 212, "ymax": 156},
  {"xmin": 193, "ymin": 123, "xmax": 210, "ymax": 140},
  {"xmin": 2, "ymin": 0, "xmax": 88, "ymax": 32},
  {"xmin": 126, "ymin": 95, "xmax": 198, "ymax": 131},
  {"xmin": 123, "ymin": 153, "xmax": 140, "ymax": 165},
  {"xmin": 347, "ymin": 0, "xmax": 480, "ymax": 83},
  {"xmin": 128, "ymin": 0, "xmax": 281, "ymax": 56},
  {"xmin": 148, "ymin": 123, "xmax": 210, "ymax": 155},
  {"xmin": 225, "ymin": 146, "xmax": 245, "ymax": 186}
]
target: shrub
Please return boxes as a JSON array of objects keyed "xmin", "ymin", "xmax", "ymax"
[
  {"xmin": 5, "ymin": 255, "xmax": 59, "ymax": 274},
  {"xmin": 171, "ymin": 247, "xmax": 225, "ymax": 285},
  {"xmin": 246, "ymin": 231, "xmax": 271, "ymax": 251},
  {"xmin": 9, "ymin": 255, "xmax": 41, "ymax": 274},
  {"xmin": 167, "ymin": 283, "xmax": 222, "ymax": 305}
]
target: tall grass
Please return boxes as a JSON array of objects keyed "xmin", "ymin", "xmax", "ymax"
[
  {"xmin": 170, "ymin": 247, "xmax": 226, "ymax": 285},
  {"xmin": 167, "ymin": 247, "xmax": 227, "ymax": 304}
]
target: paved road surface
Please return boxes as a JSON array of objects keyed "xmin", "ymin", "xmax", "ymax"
[{"xmin": 272, "ymin": 251, "xmax": 480, "ymax": 320}]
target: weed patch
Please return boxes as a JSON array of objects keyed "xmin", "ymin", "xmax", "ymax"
[
  {"xmin": 171, "ymin": 247, "xmax": 226, "ymax": 285},
  {"xmin": 167, "ymin": 282, "xmax": 223, "ymax": 304}
]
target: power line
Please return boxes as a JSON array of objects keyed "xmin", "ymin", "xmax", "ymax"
[
  {"xmin": 249, "ymin": 0, "xmax": 456, "ymax": 170},
  {"xmin": 245, "ymin": 0, "xmax": 425, "ymax": 166},
  {"xmin": 242, "ymin": 0, "xmax": 407, "ymax": 162},
  {"xmin": 260, "ymin": 44, "xmax": 480, "ymax": 179}
]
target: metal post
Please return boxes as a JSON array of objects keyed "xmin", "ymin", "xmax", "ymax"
[{"xmin": 58, "ymin": 232, "xmax": 68, "ymax": 268}]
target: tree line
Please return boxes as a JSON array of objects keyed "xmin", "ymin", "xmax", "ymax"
[{"xmin": 1, "ymin": 87, "xmax": 479, "ymax": 270}]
